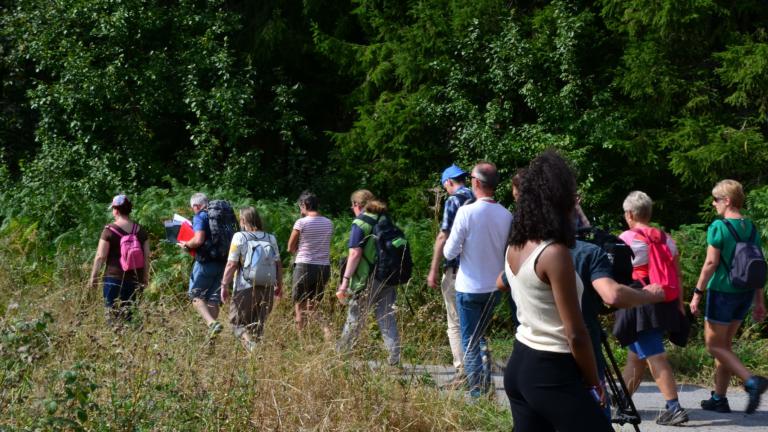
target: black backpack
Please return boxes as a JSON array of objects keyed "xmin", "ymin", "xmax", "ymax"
[
  {"xmin": 576, "ymin": 227, "xmax": 634, "ymax": 286},
  {"xmin": 721, "ymin": 219, "xmax": 767, "ymax": 291},
  {"xmin": 203, "ymin": 200, "xmax": 238, "ymax": 262},
  {"xmin": 358, "ymin": 214, "xmax": 413, "ymax": 285}
]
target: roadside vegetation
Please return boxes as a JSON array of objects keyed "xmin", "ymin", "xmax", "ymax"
[{"xmin": 1, "ymin": 190, "xmax": 767, "ymax": 430}]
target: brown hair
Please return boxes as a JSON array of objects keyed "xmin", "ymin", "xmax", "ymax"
[
  {"xmin": 364, "ymin": 199, "xmax": 388, "ymax": 214},
  {"xmin": 712, "ymin": 179, "xmax": 745, "ymax": 209},
  {"xmin": 350, "ymin": 189, "xmax": 374, "ymax": 208},
  {"xmin": 239, "ymin": 206, "xmax": 263, "ymax": 231}
]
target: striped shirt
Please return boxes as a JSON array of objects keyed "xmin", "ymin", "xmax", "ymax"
[{"xmin": 293, "ymin": 216, "xmax": 333, "ymax": 265}]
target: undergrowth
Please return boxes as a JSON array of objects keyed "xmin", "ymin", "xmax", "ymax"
[{"xmin": 1, "ymin": 188, "xmax": 768, "ymax": 430}]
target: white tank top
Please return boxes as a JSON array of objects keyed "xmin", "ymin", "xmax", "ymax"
[{"xmin": 505, "ymin": 241, "xmax": 584, "ymax": 353}]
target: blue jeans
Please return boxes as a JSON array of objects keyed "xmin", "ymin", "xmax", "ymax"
[
  {"xmin": 103, "ymin": 277, "xmax": 138, "ymax": 322},
  {"xmin": 457, "ymin": 290, "xmax": 500, "ymax": 396}
]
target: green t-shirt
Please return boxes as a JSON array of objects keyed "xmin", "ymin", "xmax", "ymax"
[{"xmin": 706, "ymin": 218, "xmax": 762, "ymax": 293}]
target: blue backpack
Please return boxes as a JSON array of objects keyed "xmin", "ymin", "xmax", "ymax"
[{"xmin": 721, "ymin": 219, "xmax": 767, "ymax": 291}]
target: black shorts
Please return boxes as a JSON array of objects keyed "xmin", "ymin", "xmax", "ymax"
[{"xmin": 291, "ymin": 263, "xmax": 330, "ymax": 303}]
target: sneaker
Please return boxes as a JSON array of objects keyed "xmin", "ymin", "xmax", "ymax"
[
  {"xmin": 655, "ymin": 406, "xmax": 689, "ymax": 426},
  {"xmin": 701, "ymin": 391, "xmax": 731, "ymax": 413},
  {"xmin": 208, "ymin": 321, "xmax": 223, "ymax": 339},
  {"xmin": 745, "ymin": 375, "xmax": 768, "ymax": 414}
]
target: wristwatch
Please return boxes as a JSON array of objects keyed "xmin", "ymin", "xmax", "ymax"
[{"xmin": 693, "ymin": 287, "xmax": 705, "ymax": 296}]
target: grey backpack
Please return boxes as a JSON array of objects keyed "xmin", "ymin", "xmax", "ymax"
[
  {"xmin": 722, "ymin": 219, "xmax": 767, "ymax": 290},
  {"xmin": 239, "ymin": 232, "xmax": 278, "ymax": 289}
]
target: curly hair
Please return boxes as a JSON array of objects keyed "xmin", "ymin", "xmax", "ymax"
[
  {"xmin": 297, "ymin": 190, "xmax": 319, "ymax": 211},
  {"xmin": 508, "ymin": 150, "xmax": 577, "ymax": 248}
]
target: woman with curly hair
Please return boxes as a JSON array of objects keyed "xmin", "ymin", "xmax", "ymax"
[{"xmin": 503, "ymin": 150, "xmax": 610, "ymax": 432}]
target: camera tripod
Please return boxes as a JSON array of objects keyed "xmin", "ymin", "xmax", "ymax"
[{"xmin": 601, "ymin": 330, "xmax": 641, "ymax": 432}]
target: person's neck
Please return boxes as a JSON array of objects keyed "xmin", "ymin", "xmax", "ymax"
[
  {"xmin": 631, "ymin": 221, "xmax": 650, "ymax": 230},
  {"xmin": 305, "ymin": 210, "xmax": 320, "ymax": 217},
  {"xmin": 114, "ymin": 215, "xmax": 131, "ymax": 224},
  {"xmin": 724, "ymin": 209, "xmax": 742, "ymax": 219},
  {"xmin": 474, "ymin": 188, "xmax": 494, "ymax": 200}
]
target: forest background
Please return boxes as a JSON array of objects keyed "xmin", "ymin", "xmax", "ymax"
[{"xmin": 2, "ymin": 0, "xmax": 768, "ymax": 430}]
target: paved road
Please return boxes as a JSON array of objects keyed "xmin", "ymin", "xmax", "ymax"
[{"xmin": 389, "ymin": 363, "xmax": 768, "ymax": 431}]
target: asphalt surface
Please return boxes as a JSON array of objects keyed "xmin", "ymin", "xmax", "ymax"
[{"xmin": 387, "ymin": 363, "xmax": 768, "ymax": 431}]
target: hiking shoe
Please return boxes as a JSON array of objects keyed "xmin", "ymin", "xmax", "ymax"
[
  {"xmin": 701, "ymin": 391, "xmax": 731, "ymax": 413},
  {"xmin": 655, "ymin": 406, "xmax": 689, "ymax": 426},
  {"xmin": 208, "ymin": 321, "xmax": 223, "ymax": 338},
  {"xmin": 745, "ymin": 375, "xmax": 768, "ymax": 414}
]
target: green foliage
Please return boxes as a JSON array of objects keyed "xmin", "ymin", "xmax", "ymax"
[
  {"xmin": 0, "ymin": 312, "xmax": 53, "ymax": 391},
  {"xmin": 39, "ymin": 363, "xmax": 100, "ymax": 432}
]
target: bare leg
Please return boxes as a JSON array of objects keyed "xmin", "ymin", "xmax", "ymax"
[
  {"xmin": 192, "ymin": 298, "xmax": 217, "ymax": 326},
  {"xmin": 622, "ymin": 351, "xmax": 647, "ymax": 396},
  {"xmin": 295, "ymin": 300, "xmax": 307, "ymax": 331},
  {"xmin": 646, "ymin": 352, "xmax": 679, "ymax": 400},
  {"xmin": 706, "ymin": 320, "xmax": 748, "ymax": 395}
]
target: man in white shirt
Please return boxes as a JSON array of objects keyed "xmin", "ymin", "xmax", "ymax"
[{"xmin": 444, "ymin": 161, "xmax": 512, "ymax": 397}]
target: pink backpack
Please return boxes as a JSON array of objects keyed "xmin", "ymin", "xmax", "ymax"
[
  {"xmin": 107, "ymin": 224, "xmax": 145, "ymax": 271},
  {"xmin": 632, "ymin": 227, "xmax": 680, "ymax": 302}
]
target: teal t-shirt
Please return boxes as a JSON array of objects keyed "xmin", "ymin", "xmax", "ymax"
[{"xmin": 706, "ymin": 218, "xmax": 762, "ymax": 293}]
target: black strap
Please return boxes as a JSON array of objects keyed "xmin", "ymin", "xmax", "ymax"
[
  {"xmin": 721, "ymin": 219, "xmax": 742, "ymax": 242},
  {"xmin": 357, "ymin": 214, "xmax": 379, "ymax": 228},
  {"xmin": 718, "ymin": 219, "xmax": 755, "ymax": 274}
]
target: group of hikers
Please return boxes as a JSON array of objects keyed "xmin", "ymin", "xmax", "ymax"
[{"xmin": 88, "ymin": 149, "xmax": 767, "ymax": 431}]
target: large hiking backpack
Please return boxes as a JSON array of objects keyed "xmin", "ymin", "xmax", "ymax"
[
  {"xmin": 721, "ymin": 219, "xmax": 767, "ymax": 291},
  {"xmin": 358, "ymin": 214, "xmax": 413, "ymax": 285},
  {"xmin": 631, "ymin": 227, "xmax": 680, "ymax": 302},
  {"xmin": 205, "ymin": 200, "xmax": 238, "ymax": 262},
  {"xmin": 576, "ymin": 227, "xmax": 634, "ymax": 286},
  {"xmin": 240, "ymin": 231, "xmax": 278, "ymax": 289},
  {"xmin": 107, "ymin": 224, "xmax": 145, "ymax": 271}
]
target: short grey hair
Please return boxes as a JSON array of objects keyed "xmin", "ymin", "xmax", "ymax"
[
  {"xmin": 623, "ymin": 190, "xmax": 653, "ymax": 222},
  {"xmin": 190, "ymin": 192, "xmax": 209, "ymax": 208}
]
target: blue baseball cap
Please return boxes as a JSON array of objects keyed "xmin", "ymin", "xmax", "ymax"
[{"xmin": 441, "ymin": 164, "xmax": 467, "ymax": 184}]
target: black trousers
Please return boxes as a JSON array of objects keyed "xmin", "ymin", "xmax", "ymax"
[{"xmin": 504, "ymin": 340, "xmax": 612, "ymax": 432}]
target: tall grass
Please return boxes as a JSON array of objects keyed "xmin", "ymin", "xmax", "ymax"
[{"xmin": 0, "ymin": 191, "xmax": 512, "ymax": 430}]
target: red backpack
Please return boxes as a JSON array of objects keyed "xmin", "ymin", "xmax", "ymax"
[
  {"xmin": 107, "ymin": 224, "xmax": 145, "ymax": 271},
  {"xmin": 632, "ymin": 227, "xmax": 680, "ymax": 302}
]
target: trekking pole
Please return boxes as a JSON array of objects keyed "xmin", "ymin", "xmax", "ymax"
[{"xmin": 601, "ymin": 329, "xmax": 641, "ymax": 432}]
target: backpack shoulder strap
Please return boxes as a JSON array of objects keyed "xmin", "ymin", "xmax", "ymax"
[
  {"xmin": 358, "ymin": 214, "xmax": 379, "ymax": 228},
  {"xmin": 107, "ymin": 224, "xmax": 125, "ymax": 238},
  {"xmin": 721, "ymin": 219, "xmax": 742, "ymax": 242},
  {"xmin": 748, "ymin": 222, "xmax": 757, "ymax": 243}
]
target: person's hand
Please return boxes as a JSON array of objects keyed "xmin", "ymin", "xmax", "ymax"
[
  {"xmin": 753, "ymin": 300, "xmax": 766, "ymax": 322},
  {"xmin": 221, "ymin": 286, "xmax": 229, "ymax": 303},
  {"xmin": 336, "ymin": 287, "xmax": 348, "ymax": 304},
  {"xmin": 88, "ymin": 278, "xmax": 98, "ymax": 289},
  {"xmin": 690, "ymin": 294, "xmax": 702, "ymax": 317},
  {"xmin": 178, "ymin": 241, "xmax": 189, "ymax": 251},
  {"xmin": 274, "ymin": 285, "xmax": 283, "ymax": 301},
  {"xmin": 642, "ymin": 283, "xmax": 666, "ymax": 302},
  {"xmin": 427, "ymin": 268, "xmax": 439, "ymax": 289}
]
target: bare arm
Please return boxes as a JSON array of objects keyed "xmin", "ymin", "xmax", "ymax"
[
  {"xmin": 220, "ymin": 260, "xmax": 239, "ymax": 303},
  {"xmin": 89, "ymin": 239, "xmax": 110, "ymax": 288},
  {"xmin": 592, "ymin": 278, "xmax": 664, "ymax": 308},
  {"xmin": 180, "ymin": 230, "xmax": 205, "ymax": 250},
  {"xmin": 287, "ymin": 228, "xmax": 300, "ymax": 254},
  {"xmin": 427, "ymin": 230, "xmax": 448, "ymax": 289},
  {"xmin": 691, "ymin": 245, "xmax": 720, "ymax": 315},
  {"xmin": 337, "ymin": 247, "xmax": 363, "ymax": 293},
  {"xmin": 539, "ymin": 244, "xmax": 601, "ymax": 388}
]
